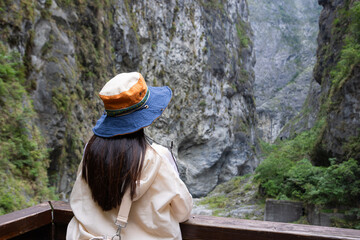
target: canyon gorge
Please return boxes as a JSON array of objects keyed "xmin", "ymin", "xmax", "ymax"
[{"xmin": 0, "ymin": 0, "xmax": 359, "ymax": 222}]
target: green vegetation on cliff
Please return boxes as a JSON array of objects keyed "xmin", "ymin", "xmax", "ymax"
[
  {"xmin": 330, "ymin": 1, "xmax": 360, "ymax": 88},
  {"xmin": 0, "ymin": 43, "xmax": 57, "ymax": 215},
  {"xmin": 197, "ymin": 174, "xmax": 264, "ymax": 219}
]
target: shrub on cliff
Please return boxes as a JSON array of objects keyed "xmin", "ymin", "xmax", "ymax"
[
  {"xmin": 255, "ymin": 129, "xmax": 360, "ymax": 209},
  {"xmin": 255, "ymin": 120, "xmax": 322, "ymax": 198}
]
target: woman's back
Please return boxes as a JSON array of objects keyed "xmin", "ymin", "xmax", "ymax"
[{"xmin": 66, "ymin": 72, "xmax": 192, "ymax": 240}]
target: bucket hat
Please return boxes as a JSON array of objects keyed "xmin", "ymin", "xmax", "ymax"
[{"xmin": 93, "ymin": 72, "xmax": 172, "ymax": 137}]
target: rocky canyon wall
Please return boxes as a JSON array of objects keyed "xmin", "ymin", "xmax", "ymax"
[
  {"xmin": 0, "ymin": 0, "xmax": 258, "ymax": 206},
  {"xmin": 123, "ymin": 0, "xmax": 258, "ymax": 197},
  {"xmin": 248, "ymin": 0, "xmax": 321, "ymax": 143},
  {"xmin": 312, "ymin": 0, "xmax": 360, "ymax": 164},
  {"xmin": 285, "ymin": 0, "xmax": 360, "ymax": 165}
]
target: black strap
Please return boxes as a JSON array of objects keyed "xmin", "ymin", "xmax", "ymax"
[{"xmin": 145, "ymin": 135, "xmax": 179, "ymax": 173}]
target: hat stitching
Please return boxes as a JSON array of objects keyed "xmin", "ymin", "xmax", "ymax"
[{"xmin": 106, "ymin": 89, "xmax": 150, "ymax": 117}]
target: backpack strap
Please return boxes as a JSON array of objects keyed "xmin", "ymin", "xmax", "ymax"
[
  {"xmin": 115, "ymin": 187, "xmax": 132, "ymax": 227},
  {"xmin": 112, "ymin": 187, "xmax": 132, "ymax": 240}
]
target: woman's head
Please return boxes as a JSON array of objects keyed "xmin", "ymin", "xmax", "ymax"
[
  {"xmin": 82, "ymin": 72, "xmax": 172, "ymax": 211},
  {"xmin": 82, "ymin": 129, "xmax": 147, "ymax": 211}
]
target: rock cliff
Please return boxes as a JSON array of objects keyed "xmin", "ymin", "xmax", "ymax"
[
  {"xmin": 283, "ymin": 0, "xmax": 360, "ymax": 165},
  {"xmin": 108, "ymin": 0, "xmax": 258, "ymax": 197},
  {"xmin": 311, "ymin": 0, "xmax": 360, "ymax": 164},
  {"xmin": 248, "ymin": 0, "xmax": 321, "ymax": 143},
  {"xmin": 0, "ymin": 0, "xmax": 258, "ymax": 204}
]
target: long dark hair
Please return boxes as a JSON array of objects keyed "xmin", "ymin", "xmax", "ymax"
[{"xmin": 82, "ymin": 129, "xmax": 147, "ymax": 211}]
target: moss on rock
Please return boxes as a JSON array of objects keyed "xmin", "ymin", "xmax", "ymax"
[{"xmin": 196, "ymin": 174, "xmax": 264, "ymax": 219}]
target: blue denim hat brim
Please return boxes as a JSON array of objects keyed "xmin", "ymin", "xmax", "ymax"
[{"xmin": 92, "ymin": 86, "xmax": 172, "ymax": 137}]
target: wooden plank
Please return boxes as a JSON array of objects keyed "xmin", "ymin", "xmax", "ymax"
[
  {"xmin": 181, "ymin": 215, "xmax": 360, "ymax": 240},
  {"xmin": 0, "ymin": 202, "xmax": 51, "ymax": 239}
]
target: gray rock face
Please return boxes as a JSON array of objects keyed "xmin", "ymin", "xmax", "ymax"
[
  {"xmin": 248, "ymin": 0, "xmax": 321, "ymax": 142},
  {"xmin": 111, "ymin": 0, "xmax": 258, "ymax": 197},
  {"xmin": 29, "ymin": 1, "xmax": 102, "ymax": 198},
  {"xmin": 279, "ymin": 79, "xmax": 321, "ymax": 139},
  {"xmin": 323, "ymin": 66, "xmax": 360, "ymax": 160},
  {"xmin": 1, "ymin": 0, "xmax": 258, "ymax": 198}
]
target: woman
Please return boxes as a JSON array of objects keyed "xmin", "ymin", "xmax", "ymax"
[{"xmin": 66, "ymin": 72, "xmax": 193, "ymax": 240}]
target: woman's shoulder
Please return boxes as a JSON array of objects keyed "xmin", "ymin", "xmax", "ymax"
[{"xmin": 147, "ymin": 143, "xmax": 173, "ymax": 164}]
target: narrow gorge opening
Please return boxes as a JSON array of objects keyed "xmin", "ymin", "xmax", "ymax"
[{"xmin": 250, "ymin": 0, "xmax": 322, "ymax": 144}]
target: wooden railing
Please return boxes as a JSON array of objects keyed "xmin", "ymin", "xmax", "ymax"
[{"xmin": 1, "ymin": 201, "xmax": 360, "ymax": 240}]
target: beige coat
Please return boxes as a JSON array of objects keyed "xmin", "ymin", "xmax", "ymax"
[{"xmin": 66, "ymin": 143, "xmax": 193, "ymax": 240}]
